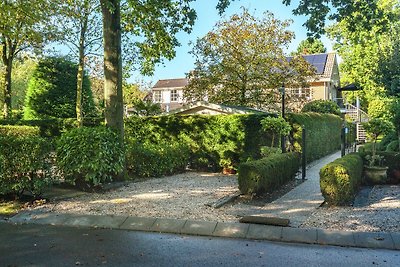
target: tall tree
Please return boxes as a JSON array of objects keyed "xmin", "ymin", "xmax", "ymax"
[
  {"xmin": 99, "ymin": 0, "xmax": 232, "ymax": 140},
  {"xmin": 0, "ymin": 0, "xmax": 57, "ymax": 118},
  {"xmin": 184, "ymin": 9, "xmax": 316, "ymax": 110},
  {"xmin": 282, "ymin": 0, "xmax": 391, "ymax": 37},
  {"xmin": 61, "ymin": 0, "xmax": 103, "ymax": 126},
  {"xmin": 292, "ymin": 38, "xmax": 326, "ymax": 55},
  {"xmin": 327, "ymin": 0, "xmax": 399, "ymax": 109}
]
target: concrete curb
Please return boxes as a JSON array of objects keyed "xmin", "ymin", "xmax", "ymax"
[{"xmin": 7, "ymin": 211, "xmax": 400, "ymax": 251}]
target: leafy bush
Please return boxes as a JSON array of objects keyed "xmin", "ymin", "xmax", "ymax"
[
  {"xmin": 56, "ymin": 127, "xmax": 124, "ymax": 189},
  {"xmin": 0, "ymin": 125, "xmax": 40, "ymax": 137},
  {"xmin": 287, "ymin": 112, "xmax": 342, "ymax": 162},
  {"xmin": 386, "ymin": 140, "xmax": 399, "ymax": 152},
  {"xmin": 260, "ymin": 116, "xmax": 291, "ymax": 147},
  {"xmin": 319, "ymin": 153, "xmax": 363, "ymax": 206},
  {"xmin": 238, "ymin": 152, "xmax": 300, "ymax": 195},
  {"xmin": 24, "ymin": 57, "xmax": 96, "ymax": 120},
  {"xmin": 301, "ymin": 100, "xmax": 341, "ymax": 116},
  {"xmin": 126, "ymin": 141, "xmax": 190, "ymax": 177},
  {"xmin": 125, "ymin": 114, "xmax": 272, "ymax": 171},
  {"xmin": 0, "ymin": 118, "xmax": 103, "ymax": 137},
  {"xmin": 0, "ymin": 135, "xmax": 53, "ymax": 197}
]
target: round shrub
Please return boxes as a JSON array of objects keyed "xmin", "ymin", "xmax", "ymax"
[
  {"xmin": 24, "ymin": 57, "xmax": 96, "ymax": 120},
  {"xmin": 301, "ymin": 100, "xmax": 341, "ymax": 116},
  {"xmin": 56, "ymin": 126, "xmax": 124, "ymax": 189}
]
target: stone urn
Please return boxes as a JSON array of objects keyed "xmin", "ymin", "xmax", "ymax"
[{"xmin": 364, "ymin": 165, "xmax": 389, "ymax": 184}]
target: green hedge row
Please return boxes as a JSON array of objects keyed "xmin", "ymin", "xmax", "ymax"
[
  {"xmin": 319, "ymin": 153, "xmax": 364, "ymax": 206},
  {"xmin": 238, "ymin": 152, "xmax": 300, "ymax": 195},
  {"xmin": 125, "ymin": 114, "xmax": 273, "ymax": 171},
  {"xmin": 0, "ymin": 125, "xmax": 40, "ymax": 137},
  {"xmin": 0, "ymin": 135, "xmax": 54, "ymax": 197},
  {"xmin": 0, "ymin": 117, "xmax": 103, "ymax": 137},
  {"xmin": 126, "ymin": 141, "xmax": 190, "ymax": 178},
  {"xmin": 288, "ymin": 112, "xmax": 342, "ymax": 162}
]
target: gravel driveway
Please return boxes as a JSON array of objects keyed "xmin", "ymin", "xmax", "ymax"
[{"xmin": 37, "ymin": 172, "xmax": 400, "ymax": 233}]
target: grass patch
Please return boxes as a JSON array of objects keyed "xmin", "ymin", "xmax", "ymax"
[{"xmin": 0, "ymin": 200, "xmax": 23, "ymax": 216}]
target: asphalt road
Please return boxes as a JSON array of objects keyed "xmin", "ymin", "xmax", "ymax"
[{"xmin": 0, "ymin": 222, "xmax": 399, "ymax": 267}]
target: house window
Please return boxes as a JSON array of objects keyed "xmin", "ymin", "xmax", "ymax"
[
  {"xmin": 154, "ymin": 91, "xmax": 162, "ymax": 103},
  {"xmin": 171, "ymin": 90, "xmax": 179, "ymax": 102},
  {"xmin": 289, "ymin": 88, "xmax": 311, "ymax": 99}
]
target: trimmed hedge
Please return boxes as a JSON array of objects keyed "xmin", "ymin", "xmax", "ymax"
[
  {"xmin": 125, "ymin": 114, "xmax": 273, "ymax": 171},
  {"xmin": 0, "ymin": 118, "xmax": 103, "ymax": 137},
  {"xmin": 301, "ymin": 100, "xmax": 341, "ymax": 116},
  {"xmin": 320, "ymin": 153, "xmax": 364, "ymax": 206},
  {"xmin": 0, "ymin": 125, "xmax": 40, "ymax": 137},
  {"xmin": 126, "ymin": 141, "xmax": 190, "ymax": 177},
  {"xmin": 287, "ymin": 112, "xmax": 342, "ymax": 162},
  {"xmin": 0, "ymin": 135, "xmax": 53, "ymax": 197},
  {"xmin": 56, "ymin": 126, "xmax": 124, "ymax": 189},
  {"xmin": 238, "ymin": 152, "xmax": 300, "ymax": 195}
]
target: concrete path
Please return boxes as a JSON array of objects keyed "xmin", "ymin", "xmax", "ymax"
[{"xmin": 253, "ymin": 151, "xmax": 342, "ymax": 227}]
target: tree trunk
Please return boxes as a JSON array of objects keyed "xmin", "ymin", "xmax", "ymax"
[
  {"xmin": 76, "ymin": 13, "xmax": 89, "ymax": 127},
  {"xmin": 100, "ymin": 0, "xmax": 124, "ymax": 141},
  {"xmin": 2, "ymin": 46, "xmax": 13, "ymax": 119}
]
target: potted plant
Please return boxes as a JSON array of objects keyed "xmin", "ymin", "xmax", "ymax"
[{"xmin": 362, "ymin": 118, "xmax": 394, "ymax": 184}]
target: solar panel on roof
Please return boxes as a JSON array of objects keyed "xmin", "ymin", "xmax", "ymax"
[{"xmin": 313, "ymin": 54, "xmax": 327, "ymax": 64}]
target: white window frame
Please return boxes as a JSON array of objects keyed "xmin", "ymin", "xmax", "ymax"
[
  {"xmin": 153, "ymin": 91, "xmax": 162, "ymax": 103},
  {"xmin": 170, "ymin": 89, "xmax": 179, "ymax": 102}
]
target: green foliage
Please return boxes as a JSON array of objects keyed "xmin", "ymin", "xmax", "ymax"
[
  {"xmin": 23, "ymin": 57, "xmax": 96, "ymax": 120},
  {"xmin": 56, "ymin": 126, "xmax": 124, "ymax": 189},
  {"xmin": 362, "ymin": 118, "xmax": 394, "ymax": 158},
  {"xmin": 368, "ymin": 97, "xmax": 394, "ymax": 120},
  {"xmin": 283, "ymin": 0, "xmax": 391, "ymax": 37},
  {"xmin": 126, "ymin": 141, "xmax": 190, "ymax": 178},
  {"xmin": 131, "ymin": 100, "xmax": 162, "ymax": 116},
  {"xmin": 238, "ymin": 152, "xmax": 300, "ymax": 195},
  {"xmin": 319, "ymin": 153, "xmax": 364, "ymax": 206},
  {"xmin": 0, "ymin": 118, "xmax": 103, "ymax": 137},
  {"xmin": 0, "ymin": 125, "xmax": 40, "ymax": 137},
  {"xmin": 359, "ymin": 151, "xmax": 400, "ymax": 183},
  {"xmin": 125, "ymin": 114, "xmax": 272, "ymax": 171},
  {"xmin": 261, "ymin": 116, "xmax": 291, "ymax": 147},
  {"xmin": 292, "ymin": 38, "xmax": 326, "ymax": 55},
  {"xmin": 301, "ymin": 100, "xmax": 341, "ymax": 116},
  {"xmin": 386, "ymin": 140, "xmax": 399, "ymax": 152},
  {"xmin": 287, "ymin": 112, "xmax": 342, "ymax": 162},
  {"xmin": 0, "ymin": 135, "xmax": 53, "ymax": 197},
  {"xmin": 185, "ymin": 9, "xmax": 316, "ymax": 110}
]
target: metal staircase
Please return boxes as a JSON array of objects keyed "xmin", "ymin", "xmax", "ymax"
[{"xmin": 343, "ymin": 103, "xmax": 369, "ymax": 142}]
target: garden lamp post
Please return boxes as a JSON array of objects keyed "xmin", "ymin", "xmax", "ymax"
[{"xmin": 279, "ymin": 83, "xmax": 286, "ymax": 153}]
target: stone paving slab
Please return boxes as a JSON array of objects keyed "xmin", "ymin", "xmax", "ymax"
[
  {"xmin": 317, "ymin": 229, "xmax": 356, "ymax": 247},
  {"xmin": 212, "ymin": 222, "xmax": 249, "ymax": 238},
  {"xmin": 62, "ymin": 214, "xmax": 127, "ymax": 229},
  {"xmin": 246, "ymin": 224, "xmax": 282, "ymax": 241},
  {"xmin": 119, "ymin": 216, "xmax": 157, "ymax": 231},
  {"xmin": 181, "ymin": 220, "xmax": 217, "ymax": 236},
  {"xmin": 150, "ymin": 218, "xmax": 186, "ymax": 233},
  {"xmin": 281, "ymin": 227, "xmax": 317, "ymax": 244},
  {"xmin": 354, "ymin": 232, "xmax": 395, "ymax": 250}
]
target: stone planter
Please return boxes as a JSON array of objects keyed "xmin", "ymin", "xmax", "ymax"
[{"xmin": 364, "ymin": 165, "xmax": 388, "ymax": 184}]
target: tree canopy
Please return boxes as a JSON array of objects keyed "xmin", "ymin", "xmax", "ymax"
[
  {"xmin": 0, "ymin": 0, "xmax": 58, "ymax": 118},
  {"xmin": 24, "ymin": 57, "xmax": 96, "ymax": 120},
  {"xmin": 184, "ymin": 9, "xmax": 316, "ymax": 111},
  {"xmin": 292, "ymin": 38, "xmax": 326, "ymax": 55}
]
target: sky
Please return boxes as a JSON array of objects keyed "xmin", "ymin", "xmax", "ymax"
[{"xmin": 131, "ymin": 0, "xmax": 335, "ymax": 85}]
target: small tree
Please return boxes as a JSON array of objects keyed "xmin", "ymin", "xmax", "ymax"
[
  {"xmin": 260, "ymin": 117, "xmax": 291, "ymax": 156},
  {"xmin": 24, "ymin": 57, "xmax": 96, "ymax": 120},
  {"xmin": 362, "ymin": 118, "xmax": 394, "ymax": 166},
  {"xmin": 301, "ymin": 100, "xmax": 341, "ymax": 116}
]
